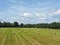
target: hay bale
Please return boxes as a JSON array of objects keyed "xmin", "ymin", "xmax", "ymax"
[
  {"xmin": 53, "ymin": 32, "xmax": 56, "ymax": 34},
  {"xmin": 35, "ymin": 30, "xmax": 40, "ymax": 34},
  {"xmin": 49, "ymin": 30, "xmax": 53, "ymax": 33},
  {"xmin": 36, "ymin": 31, "xmax": 40, "ymax": 34},
  {"xmin": 12, "ymin": 32, "xmax": 15, "ymax": 34}
]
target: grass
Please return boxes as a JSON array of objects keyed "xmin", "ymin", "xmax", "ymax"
[{"xmin": 0, "ymin": 28, "xmax": 60, "ymax": 45}]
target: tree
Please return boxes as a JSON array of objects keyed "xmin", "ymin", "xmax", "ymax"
[
  {"xmin": 19, "ymin": 23, "xmax": 24, "ymax": 28},
  {"xmin": 50, "ymin": 22, "xmax": 60, "ymax": 29},
  {"xmin": 0, "ymin": 21, "xmax": 60, "ymax": 29},
  {"xmin": 0, "ymin": 22, "xmax": 2, "ymax": 27},
  {"xmin": 24, "ymin": 24, "xmax": 33, "ymax": 28},
  {"xmin": 14, "ymin": 22, "xmax": 19, "ymax": 27}
]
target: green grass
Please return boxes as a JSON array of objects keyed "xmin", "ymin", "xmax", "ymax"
[{"xmin": 0, "ymin": 28, "xmax": 60, "ymax": 45}]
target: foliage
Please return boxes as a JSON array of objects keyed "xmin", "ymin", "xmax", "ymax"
[{"xmin": 0, "ymin": 21, "xmax": 60, "ymax": 29}]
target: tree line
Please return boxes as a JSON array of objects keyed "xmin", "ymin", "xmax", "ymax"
[{"xmin": 0, "ymin": 21, "xmax": 60, "ymax": 29}]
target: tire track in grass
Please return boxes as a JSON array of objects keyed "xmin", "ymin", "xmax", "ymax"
[
  {"xmin": 8, "ymin": 29, "xmax": 16, "ymax": 45},
  {"xmin": 0, "ymin": 28, "xmax": 3, "ymax": 44},
  {"xmin": 5, "ymin": 29, "xmax": 11, "ymax": 45},
  {"xmin": 13, "ymin": 34, "xmax": 20, "ymax": 45},
  {"xmin": 16, "ymin": 32, "xmax": 33, "ymax": 45},
  {"xmin": 22, "ymin": 35, "xmax": 37, "ymax": 45},
  {"xmin": 26, "ymin": 30, "xmax": 49, "ymax": 45},
  {"xmin": 27, "ymin": 30, "xmax": 56, "ymax": 45},
  {"xmin": 1, "ymin": 36, "xmax": 7, "ymax": 45},
  {"xmin": 1, "ymin": 30, "xmax": 7, "ymax": 45},
  {"xmin": 15, "ymin": 30, "xmax": 38, "ymax": 45},
  {"xmin": 23, "ymin": 33, "xmax": 42, "ymax": 45},
  {"xmin": 27, "ymin": 32, "xmax": 54, "ymax": 45},
  {"xmin": 16, "ymin": 30, "xmax": 37, "ymax": 45},
  {"xmin": 28, "ymin": 32, "xmax": 57, "ymax": 45},
  {"xmin": 13, "ymin": 32, "xmax": 24, "ymax": 45},
  {"xmin": 37, "ymin": 34, "xmax": 57, "ymax": 45},
  {"xmin": 16, "ymin": 29, "xmax": 42, "ymax": 45},
  {"xmin": 14, "ymin": 31, "xmax": 26, "ymax": 45}
]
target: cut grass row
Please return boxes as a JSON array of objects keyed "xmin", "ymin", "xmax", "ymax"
[
  {"xmin": 15, "ymin": 30, "xmax": 42, "ymax": 45},
  {"xmin": 0, "ymin": 28, "xmax": 60, "ymax": 45}
]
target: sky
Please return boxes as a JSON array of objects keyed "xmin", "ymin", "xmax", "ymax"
[{"xmin": 0, "ymin": 0, "xmax": 60, "ymax": 24}]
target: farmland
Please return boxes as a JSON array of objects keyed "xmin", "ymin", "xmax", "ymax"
[{"xmin": 0, "ymin": 28, "xmax": 60, "ymax": 45}]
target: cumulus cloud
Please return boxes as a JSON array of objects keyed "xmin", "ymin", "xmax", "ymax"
[
  {"xmin": 54, "ymin": 9, "xmax": 60, "ymax": 15},
  {"xmin": 23, "ymin": 13, "xmax": 31, "ymax": 17},
  {"xmin": 48, "ymin": 9, "xmax": 60, "ymax": 16},
  {"xmin": 10, "ymin": 16, "xmax": 19, "ymax": 20},
  {"xmin": 22, "ymin": 13, "xmax": 32, "ymax": 17},
  {"xmin": 34, "ymin": 13, "xmax": 47, "ymax": 23},
  {"xmin": 0, "ymin": 7, "xmax": 60, "ymax": 23},
  {"xmin": 35, "ymin": 13, "xmax": 47, "ymax": 19}
]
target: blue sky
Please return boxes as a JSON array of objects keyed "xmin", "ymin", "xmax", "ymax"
[{"xmin": 0, "ymin": 0, "xmax": 60, "ymax": 24}]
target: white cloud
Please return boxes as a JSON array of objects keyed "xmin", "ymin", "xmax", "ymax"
[
  {"xmin": 10, "ymin": 16, "xmax": 14, "ymax": 19},
  {"xmin": 54, "ymin": 9, "xmax": 60, "ymax": 15},
  {"xmin": 21, "ymin": 18, "xmax": 25, "ymax": 20},
  {"xmin": 0, "ymin": 6, "xmax": 60, "ymax": 23},
  {"xmin": 48, "ymin": 9, "xmax": 60, "ymax": 16},
  {"xmin": 42, "ymin": 9, "xmax": 60, "ymax": 18},
  {"xmin": 10, "ymin": 16, "xmax": 19, "ymax": 20},
  {"xmin": 49, "ymin": 19, "xmax": 59, "ymax": 23},
  {"xmin": 35, "ymin": 13, "xmax": 46, "ymax": 19},
  {"xmin": 35, "ymin": 13, "xmax": 47, "ymax": 23},
  {"xmin": 23, "ymin": 13, "xmax": 31, "ymax": 17}
]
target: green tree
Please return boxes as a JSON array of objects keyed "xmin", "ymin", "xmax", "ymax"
[
  {"xmin": 14, "ymin": 22, "xmax": 19, "ymax": 27},
  {"xmin": 19, "ymin": 23, "xmax": 24, "ymax": 28}
]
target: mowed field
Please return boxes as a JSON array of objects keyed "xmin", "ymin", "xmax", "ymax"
[{"xmin": 0, "ymin": 28, "xmax": 60, "ymax": 45}]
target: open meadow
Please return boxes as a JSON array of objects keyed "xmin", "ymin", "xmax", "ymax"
[{"xmin": 0, "ymin": 28, "xmax": 60, "ymax": 45}]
